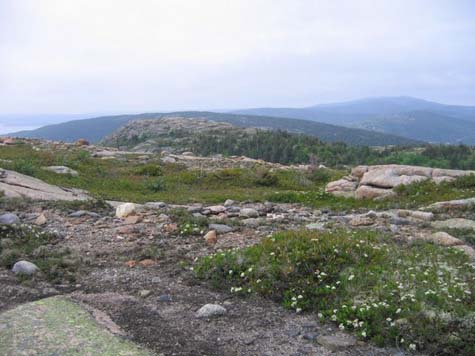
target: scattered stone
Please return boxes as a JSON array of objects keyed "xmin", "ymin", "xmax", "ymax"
[
  {"xmin": 145, "ymin": 202, "xmax": 167, "ymax": 209},
  {"xmin": 305, "ymin": 223, "xmax": 325, "ymax": 231},
  {"xmin": 158, "ymin": 294, "xmax": 173, "ymax": 302},
  {"xmin": 138, "ymin": 259, "xmax": 156, "ymax": 267},
  {"xmin": 432, "ymin": 218, "xmax": 475, "ymax": 231},
  {"xmin": 138, "ymin": 290, "xmax": 152, "ymax": 298},
  {"xmin": 350, "ymin": 216, "xmax": 374, "ymax": 226},
  {"xmin": 196, "ymin": 304, "xmax": 227, "ymax": 318},
  {"xmin": 42, "ymin": 166, "xmax": 79, "ymax": 177},
  {"xmin": 161, "ymin": 156, "xmax": 176, "ymax": 164},
  {"xmin": 0, "ymin": 213, "xmax": 20, "ymax": 225},
  {"xmin": 302, "ymin": 332, "xmax": 319, "ymax": 341},
  {"xmin": 317, "ymin": 333, "xmax": 357, "ymax": 351},
  {"xmin": 11, "ymin": 260, "xmax": 40, "ymax": 275},
  {"xmin": 224, "ymin": 199, "xmax": 236, "ymax": 207},
  {"xmin": 208, "ymin": 205, "xmax": 226, "ymax": 214},
  {"xmin": 418, "ymin": 232, "xmax": 464, "ymax": 246},
  {"xmin": 209, "ymin": 224, "xmax": 233, "ymax": 234},
  {"xmin": 116, "ymin": 203, "xmax": 137, "ymax": 218},
  {"xmin": 124, "ymin": 215, "xmax": 142, "ymax": 225},
  {"xmin": 34, "ymin": 213, "xmax": 47, "ymax": 226},
  {"xmin": 242, "ymin": 218, "xmax": 261, "ymax": 227},
  {"xmin": 240, "ymin": 208, "xmax": 259, "ymax": 218},
  {"xmin": 125, "ymin": 260, "xmax": 137, "ymax": 268},
  {"xmin": 204, "ymin": 230, "xmax": 218, "ymax": 245}
]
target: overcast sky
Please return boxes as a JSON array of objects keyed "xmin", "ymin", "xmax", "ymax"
[{"xmin": 1, "ymin": 0, "xmax": 474, "ymax": 115}]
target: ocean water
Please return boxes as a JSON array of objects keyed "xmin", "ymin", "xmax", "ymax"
[{"xmin": 0, "ymin": 123, "xmax": 37, "ymax": 135}]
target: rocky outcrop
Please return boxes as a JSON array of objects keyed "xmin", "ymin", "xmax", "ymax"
[
  {"xmin": 326, "ymin": 165, "xmax": 475, "ymax": 199},
  {"xmin": 0, "ymin": 169, "xmax": 90, "ymax": 201}
]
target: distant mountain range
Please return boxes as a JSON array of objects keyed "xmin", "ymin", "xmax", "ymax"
[
  {"xmin": 231, "ymin": 96, "xmax": 475, "ymax": 144},
  {"xmin": 8, "ymin": 111, "xmax": 420, "ymax": 146},
  {"xmin": 7, "ymin": 96, "xmax": 475, "ymax": 146}
]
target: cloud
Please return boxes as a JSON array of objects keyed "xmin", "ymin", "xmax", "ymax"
[{"xmin": 1, "ymin": 0, "xmax": 474, "ymax": 113}]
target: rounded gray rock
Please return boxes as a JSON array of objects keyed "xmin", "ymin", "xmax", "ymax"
[
  {"xmin": 12, "ymin": 260, "xmax": 40, "ymax": 275},
  {"xmin": 0, "ymin": 213, "xmax": 20, "ymax": 225},
  {"xmin": 196, "ymin": 304, "xmax": 227, "ymax": 318}
]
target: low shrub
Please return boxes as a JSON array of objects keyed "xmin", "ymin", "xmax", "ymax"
[{"xmin": 195, "ymin": 229, "xmax": 475, "ymax": 354}]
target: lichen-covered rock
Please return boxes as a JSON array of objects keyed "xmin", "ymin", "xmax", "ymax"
[{"xmin": 0, "ymin": 297, "xmax": 150, "ymax": 355}]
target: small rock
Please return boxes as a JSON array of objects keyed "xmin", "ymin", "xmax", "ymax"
[
  {"xmin": 124, "ymin": 215, "xmax": 142, "ymax": 225},
  {"xmin": 34, "ymin": 214, "xmax": 47, "ymax": 226},
  {"xmin": 204, "ymin": 230, "xmax": 218, "ymax": 245},
  {"xmin": 158, "ymin": 294, "xmax": 173, "ymax": 302},
  {"xmin": 145, "ymin": 202, "xmax": 167, "ymax": 209},
  {"xmin": 242, "ymin": 218, "xmax": 261, "ymax": 227},
  {"xmin": 224, "ymin": 199, "xmax": 236, "ymax": 207},
  {"xmin": 432, "ymin": 218, "xmax": 475, "ymax": 231},
  {"xmin": 42, "ymin": 166, "xmax": 79, "ymax": 177},
  {"xmin": 240, "ymin": 208, "xmax": 259, "ymax": 218},
  {"xmin": 138, "ymin": 289, "xmax": 152, "ymax": 298},
  {"xmin": 350, "ymin": 216, "xmax": 374, "ymax": 227},
  {"xmin": 305, "ymin": 223, "xmax": 325, "ymax": 231},
  {"xmin": 208, "ymin": 205, "xmax": 226, "ymax": 214},
  {"xmin": 116, "ymin": 203, "xmax": 137, "ymax": 218},
  {"xmin": 12, "ymin": 260, "xmax": 39, "ymax": 275},
  {"xmin": 138, "ymin": 259, "xmax": 156, "ymax": 267},
  {"xmin": 317, "ymin": 333, "xmax": 357, "ymax": 351},
  {"xmin": 0, "ymin": 213, "xmax": 20, "ymax": 225},
  {"xmin": 196, "ymin": 304, "xmax": 226, "ymax": 318},
  {"xmin": 302, "ymin": 332, "xmax": 319, "ymax": 341},
  {"xmin": 209, "ymin": 224, "xmax": 233, "ymax": 234}
]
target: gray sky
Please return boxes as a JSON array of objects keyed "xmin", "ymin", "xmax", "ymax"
[{"xmin": 1, "ymin": 0, "xmax": 474, "ymax": 115}]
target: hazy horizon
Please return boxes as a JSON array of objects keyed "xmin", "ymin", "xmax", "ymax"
[{"xmin": 1, "ymin": 0, "xmax": 474, "ymax": 117}]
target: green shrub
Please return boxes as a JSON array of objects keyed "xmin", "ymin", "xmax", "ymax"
[
  {"xmin": 134, "ymin": 164, "xmax": 164, "ymax": 177},
  {"xmin": 145, "ymin": 177, "xmax": 167, "ymax": 192},
  {"xmin": 451, "ymin": 174, "xmax": 475, "ymax": 189},
  {"xmin": 254, "ymin": 169, "xmax": 279, "ymax": 187},
  {"xmin": 195, "ymin": 229, "xmax": 475, "ymax": 354}
]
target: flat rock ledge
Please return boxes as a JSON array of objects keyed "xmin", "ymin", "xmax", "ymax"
[
  {"xmin": 326, "ymin": 164, "xmax": 475, "ymax": 200},
  {"xmin": 0, "ymin": 168, "xmax": 90, "ymax": 201},
  {"xmin": 0, "ymin": 296, "xmax": 150, "ymax": 356}
]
